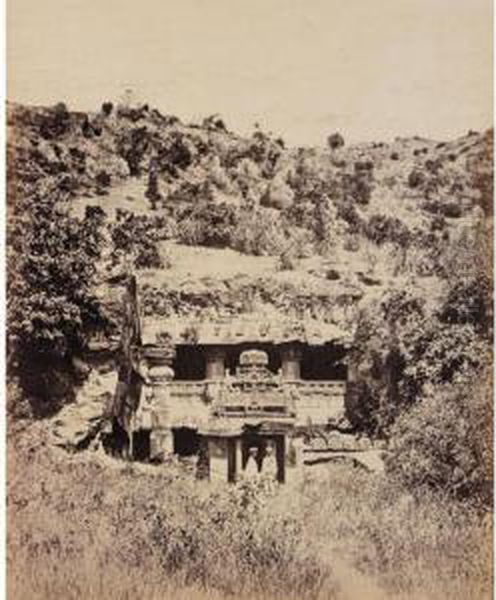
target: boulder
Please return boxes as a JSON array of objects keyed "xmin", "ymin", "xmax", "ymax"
[{"xmin": 50, "ymin": 369, "xmax": 117, "ymax": 451}]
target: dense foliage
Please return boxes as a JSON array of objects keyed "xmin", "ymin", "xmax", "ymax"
[
  {"xmin": 110, "ymin": 209, "xmax": 171, "ymax": 270},
  {"xmin": 7, "ymin": 177, "xmax": 108, "ymax": 414},
  {"xmin": 387, "ymin": 378, "xmax": 492, "ymax": 506}
]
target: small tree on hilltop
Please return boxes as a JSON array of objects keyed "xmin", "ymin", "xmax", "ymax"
[
  {"xmin": 146, "ymin": 157, "xmax": 162, "ymax": 209},
  {"xmin": 327, "ymin": 132, "xmax": 345, "ymax": 151}
]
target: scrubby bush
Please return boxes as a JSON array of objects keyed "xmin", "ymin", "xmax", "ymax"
[
  {"xmin": 325, "ymin": 268, "xmax": 340, "ymax": 280},
  {"xmin": 442, "ymin": 202, "xmax": 462, "ymax": 218},
  {"xmin": 347, "ymin": 283, "xmax": 491, "ymax": 436},
  {"xmin": 260, "ymin": 176, "xmax": 294, "ymax": 210},
  {"xmin": 110, "ymin": 210, "xmax": 167, "ymax": 269},
  {"xmin": 327, "ymin": 132, "xmax": 345, "ymax": 150},
  {"xmin": 232, "ymin": 208, "xmax": 287, "ymax": 256},
  {"xmin": 157, "ymin": 132, "xmax": 195, "ymax": 177},
  {"xmin": 335, "ymin": 199, "xmax": 363, "ymax": 234},
  {"xmin": 202, "ymin": 113, "xmax": 227, "ymax": 131},
  {"xmin": 401, "ymin": 319, "xmax": 489, "ymax": 406},
  {"xmin": 354, "ymin": 160, "xmax": 374, "ymax": 172},
  {"xmin": 441, "ymin": 225, "xmax": 490, "ymax": 282},
  {"xmin": 39, "ymin": 103, "xmax": 71, "ymax": 140},
  {"xmin": 343, "ymin": 171, "xmax": 373, "ymax": 205},
  {"xmin": 407, "ymin": 169, "xmax": 425, "ymax": 188},
  {"xmin": 277, "ymin": 247, "xmax": 296, "ymax": 271},
  {"xmin": 117, "ymin": 126, "xmax": 151, "ymax": 176},
  {"xmin": 177, "ymin": 201, "xmax": 238, "ymax": 248},
  {"xmin": 145, "ymin": 158, "xmax": 162, "ymax": 209},
  {"xmin": 101, "ymin": 101, "xmax": 113, "ymax": 116},
  {"xmin": 345, "ymin": 380, "xmax": 380, "ymax": 435},
  {"xmin": 95, "ymin": 170, "xmax": 111, "ymax": 192},
  {"xmin": 365, "ymin": 214, "xmax": 410, "ymax": 248}
]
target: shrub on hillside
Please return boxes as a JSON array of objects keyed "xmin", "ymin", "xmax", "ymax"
[
  {"xmin": 157, "ymin": 132, "xmax": 196, "ymax": 177},
  {"xmin": 117, "ymin": 126, "xmax": 150, "ymax": 176},
  {"xmin": 232, "ymin": 208, "xmax": 287, "ymax": 256},
  {"xmin": 438, "ymin": 274, "xmax": 492, "ymax": 336},
  {"xmin": 39, "ymin": 102, "xmax": 71, "ymax": 140},
  {"xmin": 95, "ymin": 170, "xmax": 111, "ymax": 193},
  {"xmin": 402, "ymin": 319, "xmax": 489, "ymax": 404},
  {"xmin": 407, "ymin": 169, "xmax": 425, "ymax": 189},
  {"xmin": 442, "ymin": 202, "xmax": 462, "ymax": 218},
  {"xmin": 277, "ymin": 247, "xmax": 297, "ymax": 271},
  {"xmin": 441, "ymin": 226, "xmax": 490, "ymax": 282},
  {"xmin": 101, "ymin": 101, "xmax": 113, "ymax": 116},
  {"xmin": 343, "ymin": 171, "xmax": 373, "ymax": 205},
  {"xmin": 336, "ymin": 199, "xmax": 363, "ymax": 234},
  {"xmin": 260, "ymin": 177, "xmax": 294, "ymax": 210},
  {"xmin": 365, "ymin": 214, "xmax": 410, "ymax": 248},
  {"xmin": 327, "ymin": 132, "xmax": 345, "ymax": 150},
  {"xmin": 202, "ymin": 113, "xmax": 227, "ymax": 131},
  {"xmin": 177, "ymin": 201, "xmax": 238, "ymax": 248},
  {"xmin": 110, "ymin": 210, "xmax": 167, "ymax": 269}
]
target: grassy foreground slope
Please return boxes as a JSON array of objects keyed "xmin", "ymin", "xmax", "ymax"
[{"xmin": 8, "ymin": 420, "xmax": 491, "ymax": 600}]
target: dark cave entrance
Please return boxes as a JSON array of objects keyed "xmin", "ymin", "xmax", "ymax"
[
  {"xmin": 173, "ymin": 427, "xmax": 200, "ymax": 456},
  {"xmin": 132, "ymin": 430, "xmax": 151, "ymax": 461},
  {"xmin": 301, "ymin": 345, "xmax": 348, "ymax": 380}
]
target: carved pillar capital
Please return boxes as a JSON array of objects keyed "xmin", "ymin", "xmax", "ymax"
[{"xmin": 143, "ymin": 345, "xmax": 175, "ymax": 384}]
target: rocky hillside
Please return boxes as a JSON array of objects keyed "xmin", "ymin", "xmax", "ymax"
[{"xmin": 6, "ymin": 99, "xmax": 492, "ymax": 416}]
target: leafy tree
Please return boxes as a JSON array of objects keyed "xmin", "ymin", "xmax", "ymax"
[
  {"xmin": 387, "ymin": 378, "xmax": 492, "ymax": 506},
  {"xmin": 260, "ymin": 176, "xmax": 294, "ymax": 210},
  {"xmin": 8, "ymin": 184, "xmax": 107, "ymax": 414},
  {"xmin": 39, "ymin": 102, "xmax": 71, "ymax": 140},
  {"xmin": 117, "ymin": 126, "xmax": 151, "ymax": 176},
  {"xmin": 327, "ymin": 132, "xmax": 345, "ymax": 150},
  {"xmin": 365, "ymin": 214, "xmax": 410, "ymax": 248},
  {"xmin": 346, "ymin": 284, "xmax": 490, "ymax": 436},
  {"xmin": 101, "ymin": 101, "xmax": 114, "ymax": 116},
  {"xmin": 439, "ymin": 274, "xmax": 492, "ymax": 336},
  {"xmin": 110, "ymin": 209, "xmax": 165, "ymax": 269},
  {"xmin": 177, "ymin": 201, "xmax": 238, "ymax": 248}
]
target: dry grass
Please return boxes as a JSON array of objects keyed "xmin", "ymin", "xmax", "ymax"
[{"xmin": 7, "ymin": 424, "xmax": 492, "ymax": 600}]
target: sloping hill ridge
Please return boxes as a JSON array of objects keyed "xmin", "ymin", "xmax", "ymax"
[{"xmin": 7, "ymin": 99, "xmax": 492, "ymax": 339}]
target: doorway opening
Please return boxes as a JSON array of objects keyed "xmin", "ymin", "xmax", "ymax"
[
  {"xmin": 173, "ymin": 427, "xmax": 200, "ymax": 456},
  {"xmin": 132, "ymin": 429, "xmax": 151, "ymax": 461}
]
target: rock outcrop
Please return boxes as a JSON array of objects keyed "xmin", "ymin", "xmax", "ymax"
[{"xmin": 50, "ymin": 369, "xmax": 117, "ymax": 451}]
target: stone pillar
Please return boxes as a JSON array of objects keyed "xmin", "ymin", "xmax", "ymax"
[
  {"xmin": 235, "ymin": 437, "xmax": 243, "ymax": 480},
  {"xmin": 150, "ymin": 429, "xmax": 173, "ymax": 459},
  {"xmin": 205, "ymin": 347, "xmax": 225, "ymax": 380},
  {"xmin": 275, "ymin": 435, "xmax": 286, "ymax": 483},
  {"xmin": 289, "ymin": 437, "xmax": 305, "ymax": 468},
  {"xmin": 227, "ymin": 437, "xmax": 238, "ymax": 483},
  {"xmin": 281, "ymin": 345, "xmax": 302, "ymax": 381},
  {"xmin": 145, "ymin": 346, "xmax": 175, "ymax": 459}
]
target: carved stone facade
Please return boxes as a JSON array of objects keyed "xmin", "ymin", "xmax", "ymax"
[{"xmin": 111, "ymin": 280, "xmax": 349, "ymax": 481}]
